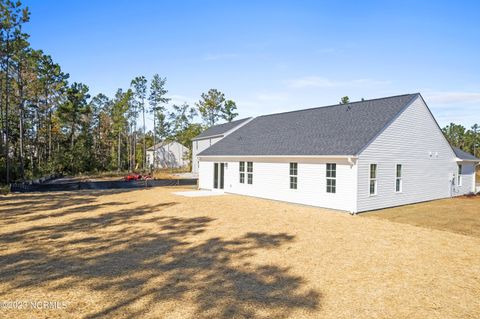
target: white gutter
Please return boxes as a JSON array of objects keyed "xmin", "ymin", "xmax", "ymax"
[
  {"xmin": 198, "ymin": 155, "xmax": 358, "ymax": 159},
  {"xmin": 455, "ymin": 158, "xmax": 480, "ymax": 163},
  {"xmin": 192, "ymin": 134, "xmax": 225, "ymax": 141}
]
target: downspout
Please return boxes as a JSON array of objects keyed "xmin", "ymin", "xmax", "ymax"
[
  {"xmin": 348, "ymin": 156, "xmax": 358, "ymax": 215},
  {"xmin": 475, "ymin": 163, "xmax": 480, "ymax": 194}
]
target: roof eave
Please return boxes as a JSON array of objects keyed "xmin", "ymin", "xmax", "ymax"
[
  {"xmin": 192, "ymin": 134, "xmax": 224, "ymax": 141},
  {"xmin": 455, "ymin": 157, "xmax": 480, "ymax": 163},
  {"xmin": 197, "ymin": 154, "xmax": 358, "ymax": 159}
]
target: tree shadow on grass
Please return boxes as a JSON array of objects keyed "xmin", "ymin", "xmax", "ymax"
[
  {"xmin": 0, "ymin": 198, "xmax": 320, "ymax": 318},
  {"xmin": 0, "ymin": 189, "xmax": 140, "ymax": 224}
]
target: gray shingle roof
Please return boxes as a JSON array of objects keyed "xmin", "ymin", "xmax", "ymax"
[
  {"xmin": 452, "ymin": 147, "xmax": 480, "ymax": 161},
  {"xmin": 192, "ymin": 117, "xmax": 251, "ymax": 140},
  {"xmin": 199, "ymin": 93, "xmax": 420, "ymax": 156}
]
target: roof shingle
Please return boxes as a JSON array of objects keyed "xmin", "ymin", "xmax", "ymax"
[
  {"xmin": 452, "ymin": 147, "xmax": 480, "ymax": 161},
  {"xmin": 193, "ymin": 117, "xmax": 251, "ymax": 140},
  {"xmin": 199, "ymin": 94, "xmax": 419, "ymax": 156}
]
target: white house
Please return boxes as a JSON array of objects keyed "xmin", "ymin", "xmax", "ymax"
[
  {"xmin": 191, "ymin": 117, "xmax": 252, "ymax": 174},
  {"xmin": 195, "ymin": 93, "xmax": 479, "ymax": 213},
  {"xmin": 146, "ymin": 141, "xmax": 188, "ymax": 169}
]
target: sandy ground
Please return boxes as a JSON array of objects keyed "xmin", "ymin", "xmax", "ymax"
[{"xmin": 0, "ymin": 188, "xmax": 479, "ymax": 318}]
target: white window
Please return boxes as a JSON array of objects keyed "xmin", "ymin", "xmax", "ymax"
[
  {"xmin": 239, "ymin": 161, "xmax": 245, "ymax": 183},
  {"xmin": 326, "ymin": 163, "xmax": 336, "ymax": 193},
  {"xmin": 196, "ymin": 141, "xmax": 198, "ymax": 150},
  {"xmin": 458, "ymin": 164, "xmax": 462, "ymax": 186},
  {"xmin": 289, "ymin": 163, "xmax": 298, "ymax": 189},
  {"xmin": 247, "ymin": 162, "xmax": 253, "ymax": 184},
  {"xmin": 395, "ymin": 164, "xmax": 402, "ymax": 192},
  {"xmin": 369, "ymin": 164, "xmax": 377, "ymax": 195}
]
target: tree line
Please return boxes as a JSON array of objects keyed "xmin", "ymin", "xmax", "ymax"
[
  {"xmin": 2, "ymin": 1, "xmax": 476, "ymax": 185},
  {"xmin": 442, "ymin": 123, "xmax": 479, "ymax": 158},
  {"xmin": 0, "ymin": 0, "xmax": 238, "ymax": 184}
]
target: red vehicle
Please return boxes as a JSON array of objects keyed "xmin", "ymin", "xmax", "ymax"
[
  {"xmin": 124, "ymin": 173, "xmax": 153, "ymax": 181},
  {"xmin": 124, "ymin": 173, "xmax": 141, "ymax": 181}
]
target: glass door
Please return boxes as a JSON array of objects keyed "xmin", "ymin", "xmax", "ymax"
[{"xmin": 213, "ymin": 163, "xmax": 225, "ymax": 189}]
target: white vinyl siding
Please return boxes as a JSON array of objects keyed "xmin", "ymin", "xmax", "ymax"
[
  {"xmin": 198, "ymin": 160, "xmax": 214, "ymax": 189},
  {"xmin": 192, "ymin": 137, "xmax": 222, "ymax": 173},
  {"xmin": 455, "ymin": 162, "xmax": 476, "ymax": 194},
  {"xmin": 200, "ymin": 157, "xmax": 357, "ymax": 212},
  {"xmin": 357, "ymin": 96, "xmax": 470, "ymax": 212}
]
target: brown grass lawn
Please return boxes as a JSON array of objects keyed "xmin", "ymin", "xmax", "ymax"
[
  {"xmin": 363, "ymin": 196, "xmax": 480, "ymax": 238},
  {"xmin": 1, "ymin": 188, "xmax": 479, "ymax": 318}
]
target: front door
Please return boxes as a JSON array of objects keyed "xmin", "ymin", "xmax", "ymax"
[{"xmin": 213, "ymin": 163, "xmax": 225, "ymax": 189}]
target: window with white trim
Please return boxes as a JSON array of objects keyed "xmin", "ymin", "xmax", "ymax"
[
  {"xmin": 326, "ymin": 163, "xmax": 336, "ymax": 193},
  {"xmin": 247, "ymin": 162, "xmax": 253, "ymax": 184},
  {"xmin": 395, "ymin": 164, "xmax": 402, "ymax": 192},
  {"xmin": 289, "ymin": 163, "xmax": 298, "ymax": 189},
  {"xmin": 458, "ymin": 164, "xmax": 462, "ymax": 186},
  {"xmin": 369, "ymin": 164, "xmax": 377, "ymax": 195},
  {"xmin": 239, "ymin": 161, "xmax": 245, "ymax": 183}
]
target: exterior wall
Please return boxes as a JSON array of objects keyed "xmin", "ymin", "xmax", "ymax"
[
  {"xmin": 456, "ymin": 162, "xmax": 476, "ymax": 194},
  {"xmin": 146, "ymin": 142, "xmax": 188, "ymax": 169},
  {"xmin": 356, "ymin": 96, "xmax": 466, "ymax": 212},
  {"xmin": 192, "ymin": 137, "xmax": 222, "ymax": 174},
  {"xmin": 199, "ymin": 157, "xmax": 357, "ymax": 212},
  {"xmin": 198, "ymin": 160, "xmax": 214, "ymax": 189}
]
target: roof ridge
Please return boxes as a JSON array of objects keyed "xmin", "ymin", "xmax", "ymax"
[{"xmin": 257, "ymin": 93, "xmax": 419, "ymax": 118}]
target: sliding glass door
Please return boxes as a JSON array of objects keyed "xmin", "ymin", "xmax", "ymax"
[{"xmin": 213, "ymin": 163, "xmax": 225, "ymax": 189}]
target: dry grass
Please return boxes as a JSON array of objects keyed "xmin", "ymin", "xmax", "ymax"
[
  {"xmin": 1, "ymin": 189, "xmax": 479, "ymax": 318},
  {"xmin": 362, "ymin": 196, "xmax": 480, "ymax": 238},
  {"xmin": 153, "ymin": 168, "xmax": 191, "ymax": 180}
]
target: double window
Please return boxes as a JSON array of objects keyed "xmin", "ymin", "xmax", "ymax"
[
  {"xmin": 247, "ymin": 162, "xmax": 253, "ymax": 184},
  {"xmin": 289, "ymin": 163, "xmax": 298, "ymax": 189},
  {"xmin": 239, "ymin": 161, "xmax": 253, "ymax": 184},
  {"xmin": 369, "ymin": 164, "xmax": 377, "ymax": 195},
  {"xmin": 326, "ymin": 163, "xmax": 336, "ymax": 193},
  {"xmin": 239, "ymin": 161, "xmax": 245, "ymax": 183},
  {"xmin": 458, "ymin": 164, "xmax": 462, "ymax": 186},
  {"xmin": 395, "ymin": 164, "xmax": 402, "ymax": 192}
]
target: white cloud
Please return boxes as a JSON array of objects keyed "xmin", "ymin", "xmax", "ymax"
[
  {"xmin": 423, "ymin": 91, "xmax": 480, "ymax": 104},
  {"xmin": 286, "ymin": 76, "xmax": 390, "ymax": 89},
  {"xmin": 203, "ymin": 53, "xmax": 240, "ymax": 61}
]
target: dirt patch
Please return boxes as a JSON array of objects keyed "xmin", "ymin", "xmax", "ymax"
[{"xmin": 1, "ymin": 189, "xmax": 479, "ymax": 318}]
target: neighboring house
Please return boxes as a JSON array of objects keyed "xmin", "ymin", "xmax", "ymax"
[
  {"xmin": 195, "ymin": 93, "xmax": 480, "ymax": 213},
  {"xmin": 191, "ymin": 117, "xmax": 252, "ymax": 174},
  {"xmin": 146, "ymin": 141, "xmax": 188, "ymax": 169}
]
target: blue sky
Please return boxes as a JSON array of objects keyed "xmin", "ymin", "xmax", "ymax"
[{"xmin": 24, "ymin": 0, "xmax": 480, "ymax": 129}]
